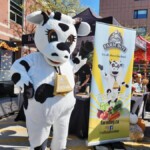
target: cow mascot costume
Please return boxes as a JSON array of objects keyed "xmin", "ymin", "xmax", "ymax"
[{"xmin": 11, "ymin": 11, "xmax": 90, "ymax": 150}]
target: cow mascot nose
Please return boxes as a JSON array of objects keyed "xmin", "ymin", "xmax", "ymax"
[
  {"xmin": 57, "ymin": 42, "xmax": 70, "ymax": 51},
  {"xmin": 11, "ymin": 10, "xmax": 90, "ymax": 150}
]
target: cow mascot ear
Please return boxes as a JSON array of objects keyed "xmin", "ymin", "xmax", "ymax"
[
  {"xmin": 26, "ymin": 10, "xmax": 49, "ymax": 25},
  {"xmin": 74, "ymin": 18, "xmax": 91, "ymax": 36}
]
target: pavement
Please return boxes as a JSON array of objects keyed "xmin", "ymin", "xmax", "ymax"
[
  {"xmin": 0, "ymin": 114, "xmax": 94, "ymax": 150},
  {"xmin": 0, "ymin": 96, "xmax": 150, "ymax": 150}
]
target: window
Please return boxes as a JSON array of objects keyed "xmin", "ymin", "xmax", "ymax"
[
  {"xmin": 134, "ymin": 9, "xmax": 148, "ymax": 19},
  {"xmin": 10, "ymin": 0, "xmax": 23, "ymax": 25},
  {"xmin": 135, "ymin": 27, "xmax": 147, "ymax": 36}
]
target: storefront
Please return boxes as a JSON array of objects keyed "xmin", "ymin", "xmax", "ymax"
[
  {"xmin": 0, "ymin": 40, "xmax": 18, "ymax": 97},
  {"xmin": 22, "ymin": 33, "xmax": 37, "ymax": 56}
]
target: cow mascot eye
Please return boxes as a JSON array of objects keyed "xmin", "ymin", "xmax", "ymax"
[
  {"xmin": 66, "ymin": 34, "xmax": 76, "ymax": 47},
  {"xmin": 46, "ymin": 29, "xmax": 58, "ymax": 43}
]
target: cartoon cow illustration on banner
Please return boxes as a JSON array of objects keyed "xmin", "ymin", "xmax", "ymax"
[
  {"xmin": 11, "ymin": 11, "xmax": 90, "ymax": 150},
  {"xmin": 98, "ymin": 60, "xmax": 129, "ymax": 105}
]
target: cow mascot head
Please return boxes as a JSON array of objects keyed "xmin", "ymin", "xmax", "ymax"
[
  {"xmin": 11, "ymin": 10, "xmax": 90, "ymax": 150},
  {"xmin": 27, "ymin": 11, "xmax": 90, "ymax": 66}
]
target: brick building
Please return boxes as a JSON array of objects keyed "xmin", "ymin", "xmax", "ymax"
[
  {"xmin": 0, "ymin": 0, "xmax": 37, "ymax": 84},
  {"xmin": 0, "ymin": 0, "xmax": 37, "ymax": 97},
  {"xmin": 0, "ymin": 0, "xmax": 25, "ymax": 82},
  {"xmin": 100, "ymin": 0, "xmax": 150, "ymax": 36}
]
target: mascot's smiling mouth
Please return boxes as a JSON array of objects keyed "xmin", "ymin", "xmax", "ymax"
[{"xmin": 48, "ymin": 58, "xmax": 62, "ymax": 64}]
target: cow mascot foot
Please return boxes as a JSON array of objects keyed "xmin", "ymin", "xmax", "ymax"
[{"xmin": 11, "ymin": 11, "xmax": 90, "ymax": 150}]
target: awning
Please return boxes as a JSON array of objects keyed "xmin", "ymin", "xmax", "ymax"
[
  {"xmin": 134, "ymin": 36, "xmax": 150, "ymax": 62},
  {"xmin": 135, "ymin": 36, "xmax": 147, "ymax": 51},
  {"xmin": 74, "ymin": 8, "xmax": 121, "ymax": 36}
]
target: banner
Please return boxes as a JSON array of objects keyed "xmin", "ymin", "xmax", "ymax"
[{"xmin": 88, "ymin": 22, "xmax": 136, "ymax": 146}]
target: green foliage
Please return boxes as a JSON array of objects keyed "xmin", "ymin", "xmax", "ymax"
[
  {"xmin": 10, "ymin": 0, "xmax": 86, "ymax": 38},
  {"xmin": 26, "ymin": 0, "xmax": 85, "ymax": 15}
]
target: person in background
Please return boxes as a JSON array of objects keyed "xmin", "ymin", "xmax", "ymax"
[
  {"xmin": 147, "ymin": 80, "xmax": 150, "ymax": 92},
  {"xmin": 75, "ymin": 61, "xmax": 92, "ymax": 93},
  {"xmin": 146, "ymin": 79, "xmax": 150, "ymax": 113},
  {"xmin": 132, "ymin": 73, "xmax": 143, "ymax": 93},
  {"xmin": 132, "ymin": 72, "xmax": 138, "ymax": 84},
  {"xmin": 142, "ymin": 78, "xmax": 149, "ymax": 93}
]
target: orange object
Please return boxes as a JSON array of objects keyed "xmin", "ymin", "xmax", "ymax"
[
  {"xmin": 0, "ymin": 41, "xmax": 18, "ymax": 52},
  {"xmin": 109, "ymin": 111, "xmax": 120, "ymax": 121},
  {"xmin": 137, "ymin": 118, "xmax": 146, "ymax": 132}
]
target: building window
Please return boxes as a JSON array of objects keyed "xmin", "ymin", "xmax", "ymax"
[
  {"xmin": 10, "ymin": 0, "xmax": 23, "ymax": 25},
  {"xmin": 135, "ymin": 27, "xmax": 147, "ymax": 36},
  {"xmin": 134, "ymin": 9, "xmax": 148, "ymax": 19}
]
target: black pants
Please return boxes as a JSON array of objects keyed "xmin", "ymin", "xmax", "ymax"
[{"xmin": 69, "ymin": 98, "xmax": 90, "ymax": 139}]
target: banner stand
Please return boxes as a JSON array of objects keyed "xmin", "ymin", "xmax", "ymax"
[{"xmin": 87, "ymin": 22, "xmax": 136, "ymax": 146}]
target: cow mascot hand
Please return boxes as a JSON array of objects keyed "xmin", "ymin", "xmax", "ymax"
[{"xmin": 11, "ymin": 11, "xmax": 90, "ymax": 150}]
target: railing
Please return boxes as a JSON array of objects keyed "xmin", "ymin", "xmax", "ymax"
[{"xmin": 133, "ymin": 63, "xmax": 150, "ymax": 77}]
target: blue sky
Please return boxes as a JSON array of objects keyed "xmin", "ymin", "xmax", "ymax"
[{"xmin": 80, "ymin": 0, "xmax": 100, "ymax": 15}]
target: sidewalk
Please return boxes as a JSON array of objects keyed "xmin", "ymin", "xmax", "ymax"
[
  {"xmin": 0, "ymin": 114, "xmax": 150, "ymax": 150},
  {"xmin": 0, "ymin": 95, "xmax": 150, "ymax": 150},
  {"xmin": 0, "ymin": 114, "xmax": 94, "ymax": 150}
]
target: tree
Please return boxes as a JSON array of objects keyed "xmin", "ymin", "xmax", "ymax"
[
  {"xmin": 8, "ymin": 0, "xmax": 85, "ymax": 39},
  {"xmin": 33, "ymin": 0, "xmax": 85, "ymax": 15}
]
